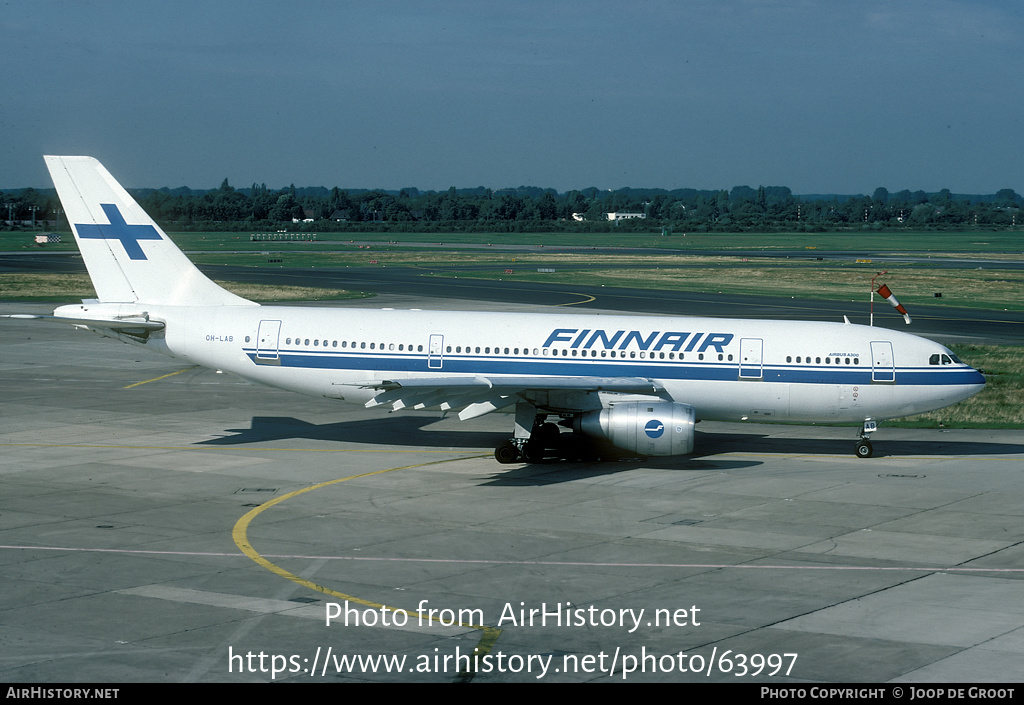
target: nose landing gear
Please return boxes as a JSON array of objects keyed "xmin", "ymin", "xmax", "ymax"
[{"xmin": 855, "ymin": 419, "xmax": 877, "ymax": 458}]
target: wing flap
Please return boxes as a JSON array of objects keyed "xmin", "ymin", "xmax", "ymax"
[{"xmin": 351, "ymin": 375, "xmax": 662, "ymax": 418}]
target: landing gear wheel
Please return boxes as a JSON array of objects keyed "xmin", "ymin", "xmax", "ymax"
[
  {"xmin": 855, "ymin": 440, "xmax": 873, "ymax": 458},
  {"xmin": 520, "ymin": 440, "xmax": 545, "ymax": 464},
  {"xmin": 494, "ymin": 440, "xmax": 520, "ymax": 464}
]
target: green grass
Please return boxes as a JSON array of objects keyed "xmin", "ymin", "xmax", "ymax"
[
  {"xmin": 428, "ymin": 260, "xmax": 1024, "ymax": 312},
  {"xmin": 182, "ymin": 228, "xmax": 1024, "ymax": 257},
  {"xmin": 0, "ymin": 272, "xmax": 368, "ymax": 303},
  {"xmin": 892, "ymin": 344, "xmax": 1024, "ymax": 428},
  {"xmin": 7, "ymin": 228, "xmax": 1024, "ymax": 255}
]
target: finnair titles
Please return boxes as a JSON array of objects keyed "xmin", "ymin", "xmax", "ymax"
[{"xmin": 542, "ymin": 329, "xmax": 732, "ymax": 354}]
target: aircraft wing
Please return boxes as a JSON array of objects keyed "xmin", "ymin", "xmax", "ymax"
[{"xmin": 352, "ymin": 375, "xmax": 663, "ymax": 420}]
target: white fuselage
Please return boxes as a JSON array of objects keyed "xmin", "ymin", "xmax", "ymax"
[{"xmin": 96, "ymin": 303, "xmax": 985, "ymax": 425}]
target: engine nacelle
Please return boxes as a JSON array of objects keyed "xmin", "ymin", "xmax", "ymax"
[{"xmin": 573, "ymin": 401, "xmax": 696, "ymax": 456}]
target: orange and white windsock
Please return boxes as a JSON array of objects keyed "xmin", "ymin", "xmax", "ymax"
[{"xmin": 877, "ymin": 283, "xmax": 911, "ymax": 324}]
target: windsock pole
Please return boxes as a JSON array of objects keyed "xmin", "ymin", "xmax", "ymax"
[{"xmin": 870, "ymin": 271, "xmax": 886, "ymax": 327}]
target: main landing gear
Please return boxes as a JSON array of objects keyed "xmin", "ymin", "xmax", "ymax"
[
  {"xmin": 855, "ymin": 418, "xmax": 877, "ymax": 458},
  {"xmin": 495, "ymin": 406, "xmax": 885, "ymax": 462},
  {"xmin": 494, "ymin": 421, "xmax": 562, "ymax": 464},
  {"xmin": 494, "ymin": 401, "xmax": 576, "ymax": 464}
]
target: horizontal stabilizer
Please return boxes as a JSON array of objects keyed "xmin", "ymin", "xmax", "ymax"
[{"xmin": 1, "ymin": 313, "xmax": 165, "ymax": 332}]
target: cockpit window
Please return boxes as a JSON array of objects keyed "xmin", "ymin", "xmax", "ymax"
[{"xmin": 929, "ymin": 354, "xmax": 939, "ymax": 365}]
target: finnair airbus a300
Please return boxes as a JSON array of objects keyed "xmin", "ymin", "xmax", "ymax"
[{"xmin": 11, "ymin": 156, "xmax": 985, "ymax": 461}]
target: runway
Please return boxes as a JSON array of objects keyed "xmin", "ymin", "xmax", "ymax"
[
  {"xmin": 1, "ymin": 299, "xmax": 1022, "ymax": 683},
  {"xmin": 4, "ymin": 251, "xmax": 1023, "ymax": 344}
]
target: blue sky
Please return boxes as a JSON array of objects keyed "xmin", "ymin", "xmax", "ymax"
[{"xmin": 3, "ymin": 1, "xmax": 1021, "ymax": 194}]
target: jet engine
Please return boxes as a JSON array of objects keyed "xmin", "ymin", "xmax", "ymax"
[{"xmin": 572, "ymin": 401, "xmax": 696, "ymax": 456}]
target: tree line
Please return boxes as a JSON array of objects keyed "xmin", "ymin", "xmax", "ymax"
[{"xmin": 2, "ymin": 181, "xmax": 1021, "ymax": 233}]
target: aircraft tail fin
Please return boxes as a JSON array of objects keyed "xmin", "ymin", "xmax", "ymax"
[{"xmin": 44, "ymin": 156, "xmax": 255, "ymax": 307}]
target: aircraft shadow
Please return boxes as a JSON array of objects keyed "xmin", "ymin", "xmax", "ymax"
[
  {"xmin": 197, "ymin": 415, "xmax": 506, "ymax": 449},
  {"xmin": 693, "ymin": 430, "xmax": 1023, "ymax": 458},
  {"xmin": 479, "ymin": 457, "xmax": 764, "ymax": 487},
  {"xmin": 197, "ymin": 416, "xmax": 1020, "ymax": 460}
]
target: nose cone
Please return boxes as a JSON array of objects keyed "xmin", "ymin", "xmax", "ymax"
[{"xmin": 960, "ymin": 367, "xmax": 986, "ymax": 402}]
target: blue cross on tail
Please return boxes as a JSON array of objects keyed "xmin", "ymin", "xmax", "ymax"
[{"xmin": 75, "ymin": 203, "xmax": 162, "ymax": 260}]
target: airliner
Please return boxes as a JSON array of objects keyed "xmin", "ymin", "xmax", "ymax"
[{"xmin": 5, "ymin": 156, "xmax": 986, "ymax": 462}]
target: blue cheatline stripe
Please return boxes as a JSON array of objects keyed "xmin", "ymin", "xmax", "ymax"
[{"xmin": 241, "ymin": 349, "xmax": 983, "ymax": 387}]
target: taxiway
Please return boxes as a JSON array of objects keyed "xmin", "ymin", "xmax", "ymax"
[{"xmin": 0, "ymin": 299, "xmax": 1022, "ymax": 683}]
